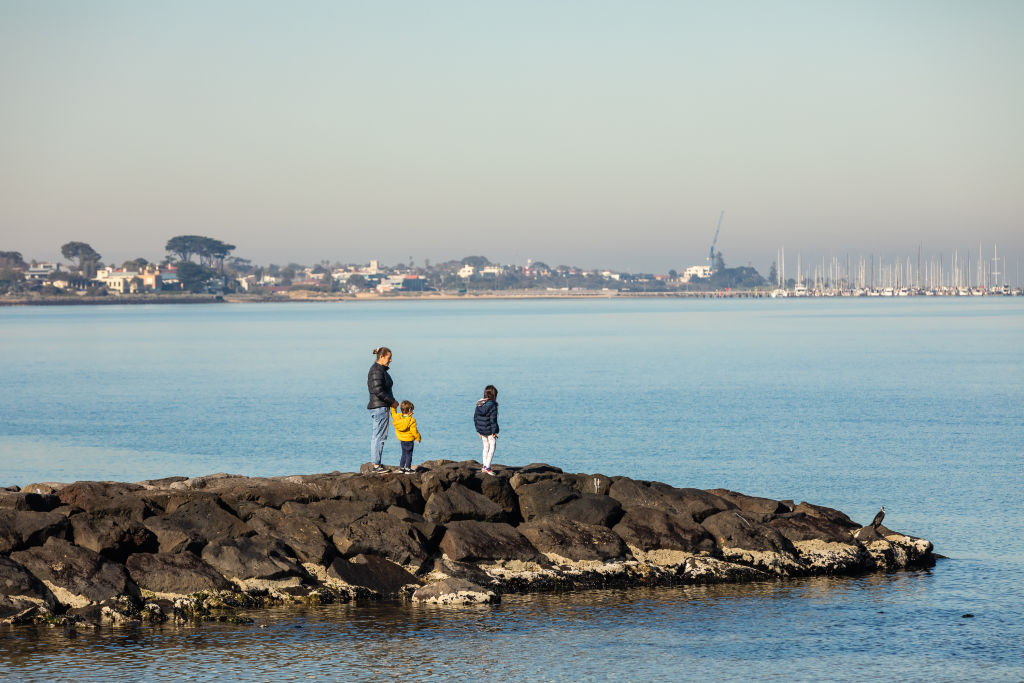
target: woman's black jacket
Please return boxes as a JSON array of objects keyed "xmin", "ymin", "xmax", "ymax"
[{"xmin": 367, "ymin": 363, "xmax": 396, "ymax": 409}]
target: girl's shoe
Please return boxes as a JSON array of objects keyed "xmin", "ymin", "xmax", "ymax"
[{"xmin": 483, "ymin": 467, "xmax": 495, "ymax": 476}]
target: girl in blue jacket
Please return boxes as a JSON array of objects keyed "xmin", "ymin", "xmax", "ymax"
[{"xmin": 474, "ymin": 385, "xmax": 499, "ymax": 475}]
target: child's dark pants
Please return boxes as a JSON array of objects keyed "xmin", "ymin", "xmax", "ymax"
[{"xmin": 400, "ymin": 440, "xmax": 414, "ymax": 469}]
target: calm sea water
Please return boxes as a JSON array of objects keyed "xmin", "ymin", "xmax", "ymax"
[{"xmin": 1, "ymin": 298, "xmax": 1022, "ymax": 680}]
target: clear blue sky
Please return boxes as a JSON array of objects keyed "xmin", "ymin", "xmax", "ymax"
[{"xmin": 2, "ymin": 1, "xmax": 1021, "ymax": 273}]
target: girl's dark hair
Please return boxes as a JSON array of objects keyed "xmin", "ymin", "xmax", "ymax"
[
  {"xmin": 372, "ymin": 347, "xmax": 392, "ymax": 359},
  {"xmin": 483, "ymin": 385, "xmax": 498, "ymax": 401}
]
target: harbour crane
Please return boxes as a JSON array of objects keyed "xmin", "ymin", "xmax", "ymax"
[{"xmin": 708, "ymin": 211, "xmax": 724, "ymax": 273}]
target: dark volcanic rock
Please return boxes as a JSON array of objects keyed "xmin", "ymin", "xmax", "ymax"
[
  {"xmin": 424, "ymin": 483, "xmax": 506, "ymax": 524},
  {"xmin": 609, "ymin": 479, "xmax": 734, "ymax": 522},
  {"xmin": 126, "ymin": 551, "xmax": 234, "ymax": 595},
  {"xmin": 143, "ymin": 498, "xmax": 250, "ymax": 554},
  {"xmin": 284, "ymin": 499, "xmax": 376, "ymax": 532},
  {"xmin": 767, "ymin": 512, "xmax": 858, "ymax": 544},
  {"xmin": 56, "ymin": 482, "xmax": 153, "ymax": 520},
  {"xmin": 196, "ymin": 477, "xmax": 321, "ymax": 512},
  {"xmin": 331, "ymin": 474, "xmax": 425, "ymax": 512},
  {"xmin": 332, "ymin": 512, "xmax": 431, "ymax": 569},
  {"xmin": 0, "ymin": 510, "xmax": 70, "ymax": 554},
  {"xmin": 612, "ymin": 507, "xmax": 717, "ymax": 554},
  {"xmin": 706, "ymin": 489, "xmax": 788, "ymax": 516},
  {"xmin": 138, "ymin": 490, "xmax": 222, "ymax": 516},
  {"xmin": 700, "ymin": 510, "xmax": 799, "ymax": 555},
  {"xmin": 415, "ymin": 462, "xmax": 480, "ymax": 501},
  {"xmin": 515, "ymin": 480, "xmax": 578, "ymax": 521},
  {"xmin": 518, "ymin": 463, "xmax": 564, "ymax": 475},
  {"xmin": 10, "ymin": 537, "xmax": 136, "ymax": 606},
  {"xmin": 0, "ymin": 491, "xmax": 61, "ymax": 512},
  {"xmin": 327, "ymin": 554, "xmax": 418, "ymax": 596},
  {"xmin": 793, "ymin": 502, "xmax": 859, "ymax": 529},
  {"xmin": 439, "ymin": 520, "xmax": 542, "ymax": 563},
  {"xmin": 201, "ymin": 535, "xmax": 309, "ymax": 582},
  {"xmin": 563, "ymin": 473, "xmax": 615, "ymax": 497},
  {"xmin": 387, "ymin": 506, "xmax": 443, "ymax": 546},
  {"xmin": 0, "ymin": 555, "xmax": 57, "ymax": 607},
  {"xmin": 553, "ymin": 494, "xmax": 623, "ymax": 527},
  {"xmin": 70, "ymin": 513, "xmax": 158, "ymax": 562},
  {"xmin": 477, "ymin": 475, "xmax": 520, "ymax": 521},
  {"xmin": 518, "ymin": 517, "xmax": 627, "ymax": 561},
  {"xmin": 245, "ymin": 507, "xmax": 334, "ymax": 565}
]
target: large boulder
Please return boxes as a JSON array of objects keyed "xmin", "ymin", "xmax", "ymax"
[
  {"xmin": 0, "ymin": 510, "xmax": 70, "ymax": 554},
  {"xmin": 767, "ymin": 512, "xmax": 858, "ymax": 544},
  {"xmin": 415, "ymin": 462, "xmax": 480, "ymax": 501},
  {"xmin": 609, "ymin": 479, "xmax": 733, "ymax": 522},
  {"xmin": 515, "ymin": 479, "xmax": 578, "ymax": 521},
  {"xmin": 245, "ymin": 507, "xmax": 334, "ymax": 565},
  {"xmin": 424, "ymin": 483, "xmax": 506, "ymax": 524},
  {"xmin": 283, "ymin": 499, "xmax": 376, "ymax": 533},
  {"xmin": 553, "ymin": 494, "xmax": 623, "ymax": 527},
  {"xmin": 329, "ymin": 474, "xmax": 425, "ymax": 513},
  {"xmin": 706, "ymin": 489, "xmax": 788, "ymax": 516},
  {"xmin": 700, "ymin": 510, "xmax": 803, "ymax": 575},
  {"xmin": 70, "ymin": 513, "xmax": 158, "ymax": 562},
  {"xmin": 331, "ymin": 512, "xmax": 431, "ymax": 570},
  {"xmin": 0, "ymin": 491, "xmax": 61, "ymax": 512},
  {"xmin": 194, "ymin": 476, "xmax": 321, "ymax": 512},
  {"xmin": 476, "ymin": 475, "xmax": 520, "ymax": 521},
  {"xmin": 201, "ymin": 535, "xmax": 309, "ymax": 582},
  {"xmin": 138, "ymin": 490, "xmax": 225, "ymax": 516},
  {"xmin": 793, "ymin": 502, "xmax": 859, "ymax": 529},
  {"xmin": 518, "ymin": 516, "xmax": 627, "ymax": 561},
  {"xmin": 700, "ymin": 510, "xmax": 798, "ymax": 555},
  {"xmin": 612, "ymin": 507, "xmax": 716, "ymax": 554},
  {"xmin": 0, "ymin": 555, "xmax": 58, "ymax": 608},
  {"xmin": 10, "ymin": 537, "xmax": 137, "ymax": 608},
  {"xmin": 327, "ymin": 554, "xmax": 418, "ymax": 596},
  {"xmin": 56, "ymin": 482, "xmax": 153, "ymax": 520},
  {"xmin": 143, "ymin": 498, "xmax": 250, "ymax": 554},
  {"xmin": 276, "ymin": 472, "xmax": 361, "ymax": 500},
  {"xmin": 438, "ymin": 521, "xmax": 542, "ymax": 563},
  {"xmin": 126, "ymin": 552, "xmax": 234, "ymax": 595},
  {"xmin": 387, "ymin": 506, "xmax": 444, "ymax": 546}
]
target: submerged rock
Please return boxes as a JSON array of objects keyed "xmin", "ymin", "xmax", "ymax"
[
  {"xmin": 412, "ymin": 577, "xmax": 498, "ymax": 605},
  {"xmin": 0, "ymin": 463, "xmax": 937, "ymax": 628}
]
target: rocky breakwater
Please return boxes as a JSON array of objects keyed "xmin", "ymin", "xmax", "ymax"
[{"xmin": 0, "ymin": 461, "xmax": 935, "ymax": 627}]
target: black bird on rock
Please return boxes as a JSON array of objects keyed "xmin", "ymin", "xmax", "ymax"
[{"xmin": 871, "ymin": 506, "xmax": 885, "ymax": 529}]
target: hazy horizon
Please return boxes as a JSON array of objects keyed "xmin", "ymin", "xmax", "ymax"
[{"xmin": 2, "ymin": 1, "xmax": 1022, "ymax": 274}]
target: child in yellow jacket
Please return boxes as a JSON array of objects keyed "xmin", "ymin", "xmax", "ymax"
[{"xmin": 391, "ymin": 400, "xmax": 421, "ymax": 474}]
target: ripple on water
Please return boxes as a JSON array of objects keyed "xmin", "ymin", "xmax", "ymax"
[{"xmin": 2, "ymin": 562, "xmax": 1023, "ymax": 682}]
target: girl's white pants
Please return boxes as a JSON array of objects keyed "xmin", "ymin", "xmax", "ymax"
[{"xmin": 480, "ymin": 434, "xmax": 496, "ymax": 468}]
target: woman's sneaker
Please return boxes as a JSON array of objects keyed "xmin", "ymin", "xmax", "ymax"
[
  {"xmin": 483, "ymin": 467, "xmax": 495, "ymax": 476},
  {"xmin": 372, "ymin": 464, "xmax": 386, "ymax": 473}
]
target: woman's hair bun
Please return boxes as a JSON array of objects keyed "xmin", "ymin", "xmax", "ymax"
[{"xmin": 372, "ymin": 347, "xmax": 380, "ymax": 355}]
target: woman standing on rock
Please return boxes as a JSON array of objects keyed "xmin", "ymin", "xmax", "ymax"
[{"xmin": 368, "ymin": 347, "xmax": 398, "ymax": 473}]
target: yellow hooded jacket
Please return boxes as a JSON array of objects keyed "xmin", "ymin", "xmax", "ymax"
[{"xmin": 390, "ymin": 407, "xmax": 421, "ymax": 442}]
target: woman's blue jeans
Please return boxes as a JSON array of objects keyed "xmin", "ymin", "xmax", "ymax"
[{"xmin": 370, "ymin": 406, "xmax": 389, "ymax": 465}]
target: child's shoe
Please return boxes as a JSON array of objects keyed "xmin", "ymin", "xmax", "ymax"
[{"xmin": 483, "ymin": 467, "xmax": 495, "ymax": 476}]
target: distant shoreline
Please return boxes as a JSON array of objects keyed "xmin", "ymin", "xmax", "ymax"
[{"xmin": 1, "ymin": 289, "xmax": 1019, "ymax": 306}]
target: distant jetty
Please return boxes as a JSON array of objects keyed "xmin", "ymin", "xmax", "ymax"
[{"xmin": 0, "ymin": 462, "xmax": 935, "ymax": 627}]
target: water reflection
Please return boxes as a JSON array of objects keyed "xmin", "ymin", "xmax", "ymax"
[{"xmin": 5, "ymin": 566, "xmax": 1020, "ymax": 682}]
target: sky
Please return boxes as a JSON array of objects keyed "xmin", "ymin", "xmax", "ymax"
[{"xmin": 1, "ymin": 1, "xmax": 1022, "ymax": 274}]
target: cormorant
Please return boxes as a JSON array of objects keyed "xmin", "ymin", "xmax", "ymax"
[{"xmin": 871, "ymin": 506, "xmax": 885, "ymax": 529}]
